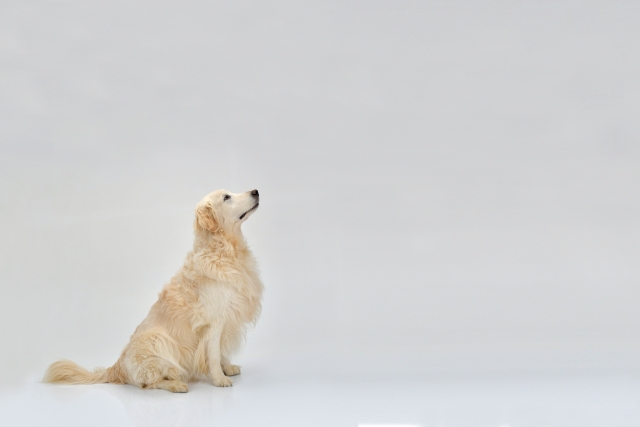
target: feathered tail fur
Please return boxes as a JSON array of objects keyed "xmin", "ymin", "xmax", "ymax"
[{"xmin": 43, "ymin": 360, "xmax": 119, "ymax": 385}]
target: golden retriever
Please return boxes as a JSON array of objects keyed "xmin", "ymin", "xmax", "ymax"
[{"xmin": 43, "ymin": 189, "xmax": 263, "ymax": 392}]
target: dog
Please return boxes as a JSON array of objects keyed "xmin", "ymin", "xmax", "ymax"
[{"xmin": 43, "ymin": 189, "xmax": 263, "ymax": 392}]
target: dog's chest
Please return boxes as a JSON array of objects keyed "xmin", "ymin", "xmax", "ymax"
[{"xmin": 198, "ymin": 275, "xmax": 261, "ymax": 324}]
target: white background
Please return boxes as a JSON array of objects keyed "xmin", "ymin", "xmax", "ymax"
[{"xmin": 1, "ymin": 1, "xmax": 640, "ymax": 425}]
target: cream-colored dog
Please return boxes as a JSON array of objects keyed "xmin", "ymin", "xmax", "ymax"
[{"xmin": 44, "ymin": 189, "xmax": 263, "ymax": 393}]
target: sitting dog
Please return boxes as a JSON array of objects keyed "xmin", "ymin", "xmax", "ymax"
[{"xmin": 44, "ymin": 189, "xmax": 263, "ymax": 392}]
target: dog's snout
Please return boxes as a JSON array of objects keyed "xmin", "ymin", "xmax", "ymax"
[{"xmin": 251, "ymin": 189, "xmax": 259, "ymax": 198}]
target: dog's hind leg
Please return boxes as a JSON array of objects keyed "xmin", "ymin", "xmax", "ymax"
[
  {"xmin": 125, "ymin": 333, "xmax": 190, "ymax": 393},
  {"xmin": 147, "ymin": 379, "xmax": 189, "ymax": 393},
  {"xmin": 132, "ymin": 357, "xmax": 189, "ymax": 393}
]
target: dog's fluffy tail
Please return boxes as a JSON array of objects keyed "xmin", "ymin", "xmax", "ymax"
[{"xmin": 43, "ymin": 360, "xmax": 110, "ymax": 385}]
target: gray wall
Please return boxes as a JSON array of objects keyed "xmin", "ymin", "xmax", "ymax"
[{"xmin": 1, "ymin": 0, "xmax": 639, "ymax": 386}]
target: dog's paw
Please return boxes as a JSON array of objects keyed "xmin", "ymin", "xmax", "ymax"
[
  {"xmin": 212, "ymin": 376, "xmax": 233, "ymax": 387},
  {"xmin": 169, "ymin": 382, "xmax": 189, "ymax": 393},
  {"xmin": 222, "ymin": 364, "xmax": 241, "ymax": 376}
]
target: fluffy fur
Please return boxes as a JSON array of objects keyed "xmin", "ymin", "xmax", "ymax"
[{"xmin": 44, "ymin": 189, "xmax": 263, "ymax": 393}]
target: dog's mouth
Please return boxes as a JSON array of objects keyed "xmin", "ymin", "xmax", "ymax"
[{"xmin": 239, "ymin": 203, "xmax": 259, "ymax": 220}]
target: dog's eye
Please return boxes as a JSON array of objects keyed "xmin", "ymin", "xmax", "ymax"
[{"xmin": 223, "ymin": 195, "xmax": 231, "ymax": 201}]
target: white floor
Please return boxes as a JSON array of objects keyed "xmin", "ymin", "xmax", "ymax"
[{"xmin": 1, "ymin": 352, "xmax": 639, "ymax": 427}]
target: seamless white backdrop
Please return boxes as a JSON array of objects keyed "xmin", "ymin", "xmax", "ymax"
[{"xmin": 1, "ymin": 0, "xmax": 640, "ymax": 388}]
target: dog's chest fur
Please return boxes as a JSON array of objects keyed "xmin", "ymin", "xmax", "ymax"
[{"xmin": 194, "ymin": 248, "xmax": 263, "ymax": 326}]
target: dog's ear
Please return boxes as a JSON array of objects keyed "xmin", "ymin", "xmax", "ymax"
[{"xmin": 195, "ymin": 204, "xmax": 219, "ymax": 232}]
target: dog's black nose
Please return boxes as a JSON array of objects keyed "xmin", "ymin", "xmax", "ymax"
[{"xmin": 251, "ymin": 189, "xmax": 259, "ymax": 197}]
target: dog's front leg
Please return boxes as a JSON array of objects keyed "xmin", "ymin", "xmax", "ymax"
[{"xmin": 206, "ymin": 320, "xmax": 233, "ymax": 387}]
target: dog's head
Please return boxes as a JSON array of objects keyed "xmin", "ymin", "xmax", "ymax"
[{"xmin": 195, "ymin": 189, "xmax": 260, "ymax": 234}]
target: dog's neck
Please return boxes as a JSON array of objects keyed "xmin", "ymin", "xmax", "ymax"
[{"xmin": 193, "ymin": 228, "xmax": 247, "ymax": 256}]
